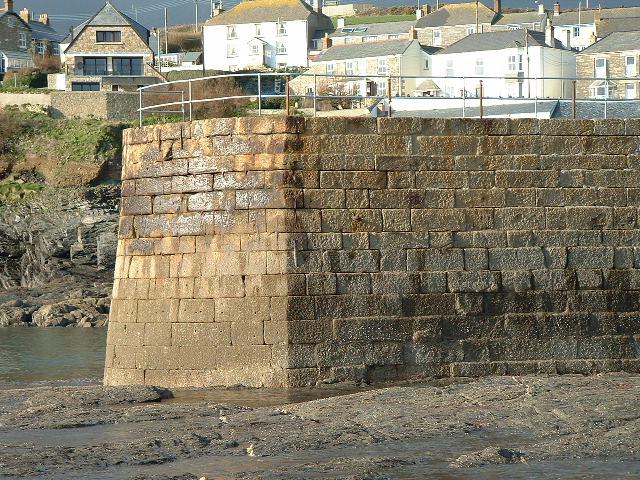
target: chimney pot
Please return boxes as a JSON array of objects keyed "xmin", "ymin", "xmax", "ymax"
[
  {"xmin": 3, "ymin": 0, "xmax": 14, "ymax": 12},
  {"xmin": 410, "ymin": 26, "xmax": 418, "ymax": 39},
  {"xmin": 538, "ymin": 3, "xmax": 544, "ymax": 14},
  {"xmin": 322, "ymin": 34, "xmax": 332, "ymax": 50},
  {"xmin": 416, "ymin": 8, "xmax": 423, "ymax": 19},
  {"xmin": 337, "ymin": 17, "xmax": 345, "ymax": 28},
  {"xmin": 19, "ymin": 7, "xmax": 29, "ymax": 23},
  {"xmin": 39, "ymin": 13, "xmax": 49, "ymax": 25},
  {"xmin": 554, "ymin": 2, "xmax": 560, "ymax": 15}
]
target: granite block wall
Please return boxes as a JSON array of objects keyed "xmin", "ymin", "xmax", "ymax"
[{"xmin": 105, "ymin": 116, "xmax": 640, "ymax": 387}]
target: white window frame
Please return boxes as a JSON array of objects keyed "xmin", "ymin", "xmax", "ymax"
[
  {"xmin": 274, "ymin": 78, "xmax": 283, "ymax": 94},
  {"xmin": 466, "ymin": 26, "xmax": 475, "ymax": 35},
  {"xmin": 445, "ymin": 59, "xmax": 454, "ymax": 77},
  {"xmin": 475, "ymin": 58, "xmax": 484, "ymax": 76},
  {"xmin": 36, "ymin": 41, "xmax": 45, "ymax": 55},
  {"xmin": 276, "ymin": 41, "xmax": 287, "ymax": 55},
  {"xmin": 19, "ymin": 32, "xmax": 27, "ymax": 49},
  {"xmin": 326, "ymin": 62, "xmax": 335, "ymax": 77},
  {"xmin": 388, "ymin": 34, "xmax": 399, "ymax": 39},
  {"xmin": 52, "ymin": 43, "xmax": 60, "ymax": 56},
  {"xmin": 377, "ymin": 80, "xmax": 387, "ymax": 96},
  {"xmin": 432, "ymin": 29, "xmax": 442, "ymax": 46},
  {"xmin": 595, "ymin": 57, "xmax": 607, "ymax": 78},
  {"xmin": 250, "ymin": 43, "xmax": 260, "ymax": 55},
  {"xmin": 277, "ymin": 22, "xmax": 287, "ymax": 35},
  {"xmin": 625, "ymin": 56, "xmax": 637, "ymax": 77},
  {"xmin": 345, "ymin": 60, "xmax": 356, "ymax": 76},
  {"xmin": 573, "ymin": 26, "xmax": 580, "ymax": 37},
  {"xmin": 508, "ymin": 54, "xmax": 517, "ymax": 71},
  {"xmin": 255, "ymin": 24, "xmax": 262, "ymax": 37},
  {"xmin": 362, "ymin": 35, "xmax": 377, "ymax": 42},
  {"xmin": 226, "ymin": 44, "xmax": 237, "ymax": 58},
  {"xmin": 377, "ymin": 58, "xmax": 388, "ymax": 75},
  {"xmin": 227, "ymin": 25, "xmax": 237, "ymax": 39},
  {"xmin": 625, "ymin": 83, "xmax": 637, "ymax": 99}
]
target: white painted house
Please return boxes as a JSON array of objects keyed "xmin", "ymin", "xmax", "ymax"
[
  {"xmin": 431, "ymin": 29, "xmax": 576, "ymax": 99},
  {"xmin": 202, "ymin": 0, "xmax": 333, "ymax": 71}
]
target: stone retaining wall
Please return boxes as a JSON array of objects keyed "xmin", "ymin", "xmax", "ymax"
[
  {"xmin": 105, "ymin": 116, "xmax": 640, "ymax": 387},
  {"xmin": 50, "ymin": 91, "xmax": 139, "ymax": 121}
]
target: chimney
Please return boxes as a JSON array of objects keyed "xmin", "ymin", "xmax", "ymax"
[
  {"xmin": 213, "ymin": 1, "xmax": 224, "ymax": 16},
  {"xmin": 410, "ymin": 26, "xmax": 418, "ymax": 39},
  {"xmin": 553, "ymin": 2, "xmax": 560, "ymax": 15},
  {"xmin": 322, "ymin": 33, "xmax": 331, "ymax": 50},
  {"xmin": 494, "ymin": 0, "xmax": 501, "ymax": 14},
  {"xmin": 538, "ymin": 3, "xmax": 544, "ymax": 14},
  {"xmin": 416, "ymin": 8, "xmax": 423, "ymax": 19},
  {"xmin": 337, "ymin": 17, "xmax": 345, "ymax": 28},
  {"xmin": 19, "ymin": 7, "xmax": 29, "ymax": 23},
  {"xmin": 424, "ymin": 5, "xmax": 431, "ymax": 14},
  {"xmin": 39, "ymin": 13, "xmax": 49, "ymax": 25},
  {"xmin": 313, "ymin": 0, "xmax": 322, "ymax": 14},
  {"xmin": 545, "ymin": 23, "xmax": 555, "ymax": 46},
  {"xmin": 2, "ymin": 0, "xmax": 14, "ymax": 12}
]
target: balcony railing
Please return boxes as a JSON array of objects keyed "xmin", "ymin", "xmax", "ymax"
[{"xmin": 136, "ymin": 72, "xmax": 640, "ymax": 126}]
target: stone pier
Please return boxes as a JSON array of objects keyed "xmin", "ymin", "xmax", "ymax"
[{"xmin": 105, "ymin": 117, "xmax": 640, "ymax": 387}]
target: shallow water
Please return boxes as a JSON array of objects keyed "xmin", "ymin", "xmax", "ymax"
[{"xmin": 0, "ymin": 327, "xmax": 107, "ymax": 388}]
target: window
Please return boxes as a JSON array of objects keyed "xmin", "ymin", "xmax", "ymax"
[
  {"xmin": 19, "ymin": 32, "xmax": 27, "ymax": 49},
  {"xmin": 277, "ymin": 22, "xmax": 286, "ymax": 35},
  {"xmin": 274, "ymin": 78, "xmax": 283, "ymax": 94},
  {"xmin": 573, "ymin": 26, "xmax": 580, "ymax": 37},
  {"xmin": 96, "ymin": 31, "xmax": 121, "ymax": 43},
  {"xmin": 113, "ymin": 57, "xmax": 143, "ymax": 75},
  {"xmin": 445, "ymin": 59, "xmax": 454, "ymax": 77},
  {"xmin": 377, "ymin": 58, "xmax": 388, "ymax": 75},
  {"xmin": 475, "ymin": 58, "xmax": 484, "ymax": 76},
  {"xmin": 626, "ymin": 56, "xmax": 637, "ymax": 77},
  {"xmin": 433, "ymin": 29, "xmax": 442, "ymax": 46},
  {"xmin": 518, "ymin": 54, "xmax": 523, "ymax": 71},
  {"xmin": 362, "ymin": 35, "xmax": 377, "ymax": 42},
  {"xmin": 255, "ymin": 24, "xmax": 261, "ymax": 36},
  {"xmin": 251, "ymin": 43, "xmax": 260, "ymax": 55},
  {"xmin": 36, "ymin": 41, "xmax": 45, "ymax": 55},
  {"xmin": 345, "ymin": 61, "xmax": 356, "ymax": 76},
  {"xmin": 377, "ymin": 80, "xmax": 387, "ymax": 96},
  {"xmin": 276, "ymin": 41, "xmax": 286, "ymax": 54},
  {"xmin": 326, "ymin": 62, "xmax": 335, "ymax": 77},
  {"xmin": 82, "ymin": 57, "xmax": 107, "ymax": 75},
  {"xmin": 388, "ymin": 34, "xmax": 399, "ymax": 39},
  {"xmin": 626, "ymin": 83, "xmax": 637, "ymax": 99},
  {"xmin": 52, "ymin": 43, "xmax": 59, "ymax": 55},
  {"xmin": 227, "ymin": 26, "xmax": 237, "ymax": 39},
  {"xmin": 595, "ymin": 58, "xmax": 607, "ymax": 78},
  {"xmin": 425, "ymin": 58, "xmax": 429, "ymax": 70},
  {"xmin": 466, "ymin": 26, "xmax": 475, "ymax": 35},
  {"xmin": 508, "ymin": 54, "xmax": 517, "ymax": 71},
  {"xmin": 72, "ymin": 82, "xmax": 100, "ymax": 91},
  {"xmin": 226, "ymin": 44, "xmax": 237, "ymax": 57},
  {"xmin": 311, "ymin": 39, "xmax": 322, "ymax": 49}
]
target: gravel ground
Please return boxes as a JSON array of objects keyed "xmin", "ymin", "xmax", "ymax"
[{"xmin": 1, "ymin": 374, "xmax": 639, "ymax": 479}]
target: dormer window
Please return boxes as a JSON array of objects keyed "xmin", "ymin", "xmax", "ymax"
[
  {"xmin": 227, "ymin": 25, "xmax": 237, "ymax": 39},
  {"xmin": 96, "ymin": 31, "xmax": 121, "ymax": 43},
  {"xmin": 433, "ymin": 29, "xmax": 442, "ymax": 46},
  {"xmin": 277, "ymin": 22, "xmax": 286, "ymax": 35}
]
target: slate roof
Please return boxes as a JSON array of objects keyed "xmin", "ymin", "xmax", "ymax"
[
  {"xmin": 553, "ymin": 6, "xmax": 640, "ymax": 25},
  {"xmin": 579, "ymin": 31, "xmax": 640, "ymax": 54},
  {"xmin": 435, "ymin": 29, "xmax": 564, "ymax": 54},
  {"xmin": 205, "ymin": 0, "xmax": 331, "ymax": 26},
  {"xmin": 596, "ymin": 17, "xmax": 640, "ymax": 37},
  {"xmin": 65, "ymin": 2, "xmax": 150, "ymax": 45},
  {"xmin": 29, "ymin": 20, "xmax": 65, "ymax": 43},
  {"xmin": 329, "ymin": 20, "xmax": 414, "ymax": 38},
  {"xmin": 493, "ymin": 11, "xmax": 546, "ymax": 26},
  {"xmin": 316, "ymin": 39, "xmax": 415, "ymax": 61},
  {"xmin": 183, "ymin": 51, "xmax": 202, "ymax": 62},
  {"xmin": 415, "ymin": 2, "xmax": 496, "ymax": 28}
]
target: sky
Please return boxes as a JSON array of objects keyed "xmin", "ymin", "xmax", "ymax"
[{"xmin": 13, "ymin": 0, "xmax": 640, "ymax": 34}]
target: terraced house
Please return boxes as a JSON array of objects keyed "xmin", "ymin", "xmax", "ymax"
[
  {"xmin": 576, "ymin": 31, "xmax": 640, "ymax": 100},
  {"xmin": 62, "ymin": 1, "xmax": 159, "ymax": 92},
  {"xmin": 0, "ymin": 0, "xmax": 61, "ymax": 75}
]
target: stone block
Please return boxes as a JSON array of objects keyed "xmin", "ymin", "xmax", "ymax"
[{"xmin": 178, "ymin": 299, "xmax": 216, "ymax": 322}]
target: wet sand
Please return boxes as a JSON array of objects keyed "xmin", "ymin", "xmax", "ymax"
[{"xmin": 1, "ymin": 374, "xmax": 640, "ymax": 479}]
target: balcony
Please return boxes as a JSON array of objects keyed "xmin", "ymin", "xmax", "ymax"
[{"xmin": 73, "ymin": 57, "xmax": 144, "ymax": 77}]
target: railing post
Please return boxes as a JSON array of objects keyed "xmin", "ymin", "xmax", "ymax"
[
  {"xmin": 181, "ymin": 90, "xmax": 185, "ymax": 121},
  {"xmin": 462, "ymin": 76, "xmax": 466, "ymax": 118},
  {"xmin": 604, "ymin": 87, "xmax": 608, "ymax": 119},
  {"xmin": 257, "ymin": 73, "xmax": 262, "ymax": 116},
  {"xmin": 479, "ymin": 80, "xmax": 483, "ymax": 119},
  {"xmin": 387, "ymin": 76, "xmax": 392, "ymax": 118},
  {"xmin": 286, "ymin": 76, "xmax": 290, "ymax": 116},
  {"xmin": 571, "ymin": 80, "xmax": 576, "ymax": 120},
  {"xmin": 139, "ymin": 88, "xmax": 143, "ymax": 127},
  {"xmin": 188, "ymin": 79, "xmax": 193, "ymax": 122},
  {"xmin": 534, "ymin": 76, "xmax": 538, "ymax": 119},
  {"xmin": 313, "ymin": 74, "xmax": 317, "ymax": 117}
]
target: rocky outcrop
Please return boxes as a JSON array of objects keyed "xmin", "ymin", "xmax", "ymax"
[{"xmin": 0, "ymin": 185, "xmax": 119, "ymax": 327}]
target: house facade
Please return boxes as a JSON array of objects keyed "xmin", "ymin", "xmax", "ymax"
[
  {"xmin": 202, "ymin": 0, "xmax": 333, "ymax": 71},
  {"xmin": 576, "ymin": 31, "xmax": 640, "ymax": 100},
  {"xmin": 0, "ymin": 0, "xmax": 61, "ymax": 75},
  {"xmin": 290, "ymin": 38, "xmax": 432, "ymax": 98},
  {"xmin": 431, "ymin": 29, "xmax": 576, "ymax": 99},
  {"xmin": 62, "ymin": 2, "xmax": 158, "ymax": 92}
]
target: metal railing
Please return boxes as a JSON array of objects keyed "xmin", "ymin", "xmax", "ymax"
[{"xmin": 137, "ymin": 72, "xmax": 640, "ymax": 126}]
